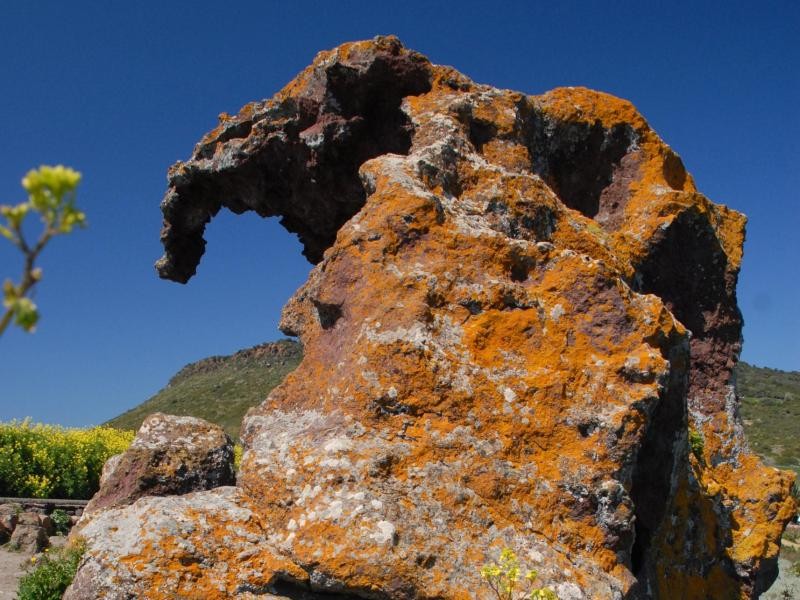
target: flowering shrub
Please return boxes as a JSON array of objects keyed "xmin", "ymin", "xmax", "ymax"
[
  {"xmin": 18, "ymin": 541, "xmax": 85, "ymax": 600},
  {"xmin": 0, "ymin": 420, "xmax": 133, "ymax": 499},
  {"xmin": 688, "ymin": 427, "xmax": 705, "ymax": 463},
  {"xmin": 234, "ymin": 444, "xmax": 243, "ymax": 471},
  {"xmin": 480, "ymin": 548, "xmax": 558, "ymax": 600}
]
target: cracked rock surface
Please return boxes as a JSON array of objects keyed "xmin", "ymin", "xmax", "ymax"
[{"xmin": 74, "ymin": 36, "xmax": 795, "ymax": 599}]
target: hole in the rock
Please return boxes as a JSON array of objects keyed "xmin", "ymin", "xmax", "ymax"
[
  {"xmin": 454, "ymin": 104, "xmax": 499, "ymax": 153},
  {"xmin": 189, "ymin": 210, "xmax": 312, "ymax": 337},
  {"xmin": 158, "ymin": 51, "xmax": 432, "ymax": 284},
  {"xmin": 577, "ymin": 420, "xmax": 598, "ymax": 438},
  {"xmin": 509, "ymin": 261, "xmax": 528, "ymax": 283},
  {"xmin": 467, "ymin": 117, "xmax": 498, "ymax": 152},
  {"xmin": 632, "ymin": 213, "xmax": 743, "ymax": 590},
  {"xmin": 313, "ymin": 300, "xmax": 343, "ymax": 330},
  {"xmin": 197, "ymin": 120, "xmax": 254, "ymax": 157},
  {"xmin": 528, "ymin": 118, "xmax": 635, "ymax": 219},
  {"xmin": 508, "ymin": 250, "xmax": 535, "ymax": 283}
]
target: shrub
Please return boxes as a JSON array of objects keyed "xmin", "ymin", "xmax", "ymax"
[
  {"xmin": 688, "ymin": 427, "xmax": 705, "ymax": 463},
  {"xmin": 49, "ymin": 509, "xmax": 71, "ymax": 536},
  {"xmin": 480, "ymin": 547, "xmax": 558, "ymax": 600},
  {"xmin": 234, "ymin": 444, "xmax": 243, "ymax": 471},
  {"xmin": 0, "ymin": 420, "xmax": 133, "ymax": 499},
  {"xmin": 17, "ymin": 541, "xmax": 85, "ymax": 600}
]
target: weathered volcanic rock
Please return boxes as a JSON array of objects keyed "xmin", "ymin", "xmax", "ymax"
[
  {"xmin": 74, "ymin": 36, "xmax": 795, "ymax": 599},
  {"xmin": 0, "ymin": 504, "xmax": 19, "ymax": 543},
  {"xmin": 81, "ymin": 413, "xmax": 235, "ymax": 516},
  {"xmin": 10, "ymin": 523, "xmax": 49, "ymax": 554},
  {"xmin": 65, "ymin": 488, "xmax": 309, "ymax": 600}
]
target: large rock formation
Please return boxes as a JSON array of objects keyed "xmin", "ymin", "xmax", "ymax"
[{"xmin": 74, "ymin": 37, "xmax": 794, "ymax": 599}]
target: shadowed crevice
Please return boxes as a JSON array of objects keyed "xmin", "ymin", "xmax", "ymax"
[
  {"xmin": 628, "ymin": 351, "xmax": 687, "ymax": 585},
  {"xmin": 634, "ymin": 208, "xmax": 742, "ymax": 412},
  {"xmin": 527, "ymin": 117, "xmax": 637, "ymax": 222}
]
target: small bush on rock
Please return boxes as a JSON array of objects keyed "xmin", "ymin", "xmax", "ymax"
[
  {"xmin": 480, "ymin": 547, "xmax": 558, "ymax": 600},
  {"xmin": 234, "ymin": 443, "xmax": 243, "ymax": 471},
  {"xmin": 688, "ymin": 427, "xmax": 705, "ymax": 463},
  {"xmin": 49, "ymin": 509, "xmax": 70, "ymax": 536},
  {"xmin": 17, "ymin": 541, "xmax": 85, "ymax": 600}
]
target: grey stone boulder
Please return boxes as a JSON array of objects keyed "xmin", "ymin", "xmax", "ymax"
[
  {"xmin": 10, "ymin": 523, "xmax": 49, "ymax": 554},
  {"xmin": 38, "ymin": 514, "xmax": 55, "ymax": 536},
  {"xmin": 82, "ymin": 413, "xmax": 235, "ymax": 516},
  {"xmin": 0, "ymin": 503, "xmax": 20, "ymax": 540}
]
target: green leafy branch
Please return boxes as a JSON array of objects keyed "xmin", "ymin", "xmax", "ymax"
[{"xmin": 1, "ymin": 165, "xmax": 85, "ymax": 336}]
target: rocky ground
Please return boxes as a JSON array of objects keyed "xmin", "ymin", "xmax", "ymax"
[
  {"xmin": 763, "ymin": 558, "xmax": 799, "ymax": 599},
  {"xmin": 0, "ymin": 501, "xmax": 75, "ymax": 599},
  {"xmin": 0, "ymin": 546, "xmax": 27, "ymax": 599},
  {"xmin": 0, "ymin": 535, "xmax": 66, "ymax": 599},
  {"xmin": 764, "ymin": 524, "xmax": 800, "ymax": 599}
]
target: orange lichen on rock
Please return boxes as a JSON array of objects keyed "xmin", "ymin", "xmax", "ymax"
[
  {"xmin": 71, "ymin": 36, "xmax": 795, "ymax": 599},
  {"xmin": 65, "ymin": 487, "xmax": 311, "ymax": 599}
]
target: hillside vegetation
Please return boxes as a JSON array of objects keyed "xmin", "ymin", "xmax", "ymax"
[
  {"xmin": 737, "ymin": 361, "xmax": 800, "ymax": 475},
  {"xmin": 106, "ymin": 340, "xmax": 798, "ymax": 474},
  {"xmin": 105, "ymin": 340, "xmax": 301, "ymax": 440}
]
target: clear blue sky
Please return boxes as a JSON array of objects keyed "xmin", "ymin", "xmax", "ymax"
[{"xmin": 1, "ymin": 1, "xmax": 797, "ymax": 427}]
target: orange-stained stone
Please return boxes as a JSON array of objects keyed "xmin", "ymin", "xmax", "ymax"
[{"xmin": 75, "ymin": 36, "xmax": 795, "ymax": 599}]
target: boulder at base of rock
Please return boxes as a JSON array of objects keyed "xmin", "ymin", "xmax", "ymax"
[
  {"xmin": 0, "ymin": 503, "xmax": 20, "ymax": 528},
  {"xmin": 82, "ymin": 413, "xmax": 235, "ymax": 515},
  {"xmin": 64, "ymin": 488, "xmax": 308, "ymax": 600},
  {"xmin": 10, "ymin": 524, "xmax": 48, "ymax": 554},
  {"xmin": 18, "ymin": 512, "xmax": 56, "ymax": 537},
  {"xmin": 72, "ymin": 36, "xmax": 795, "ymax": 599},
  {"xmin": 0, "ymin": 504, "xmax": 18, "ymax": 543}
]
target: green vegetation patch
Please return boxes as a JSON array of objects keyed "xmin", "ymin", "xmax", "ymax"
[
  {"xmin": 737, "ymin": 362, "xmax": 800, "ymax": 476},
  {"xmin": 105, "ymin": 339, "xmax": 302, "ymax": 441},
  {"xmin": 0, "ymin": 421, "xmax": 133, "ymax": 499},
  {"xmin": 18, "ymin": 542, "xmax": 85, "ymax": 600}
]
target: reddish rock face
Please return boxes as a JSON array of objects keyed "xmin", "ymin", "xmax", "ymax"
[
  {"xmin": 73, "ymin": 36, "xmax": 794, "ymax": 599},
  {"xmin": 81, "ymin": 413, "xmax": 235, "ymax": 516}
]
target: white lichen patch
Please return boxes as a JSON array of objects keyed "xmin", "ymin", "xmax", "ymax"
[{"xmin": 369, "ymin": 520, "xmax": 396, "ymax": 544}]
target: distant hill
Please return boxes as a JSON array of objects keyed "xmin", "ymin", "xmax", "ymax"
[
  {"xmin": 105, "ymin": 340, "xmax": 302, "ymax": 440},
  {"xmin": 737, "ymin": 362, "xmax": 800, "ymax": 475},
  {"xmin": 106, "ymin": 341, "xmax": 798, "ymax": 474}
]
